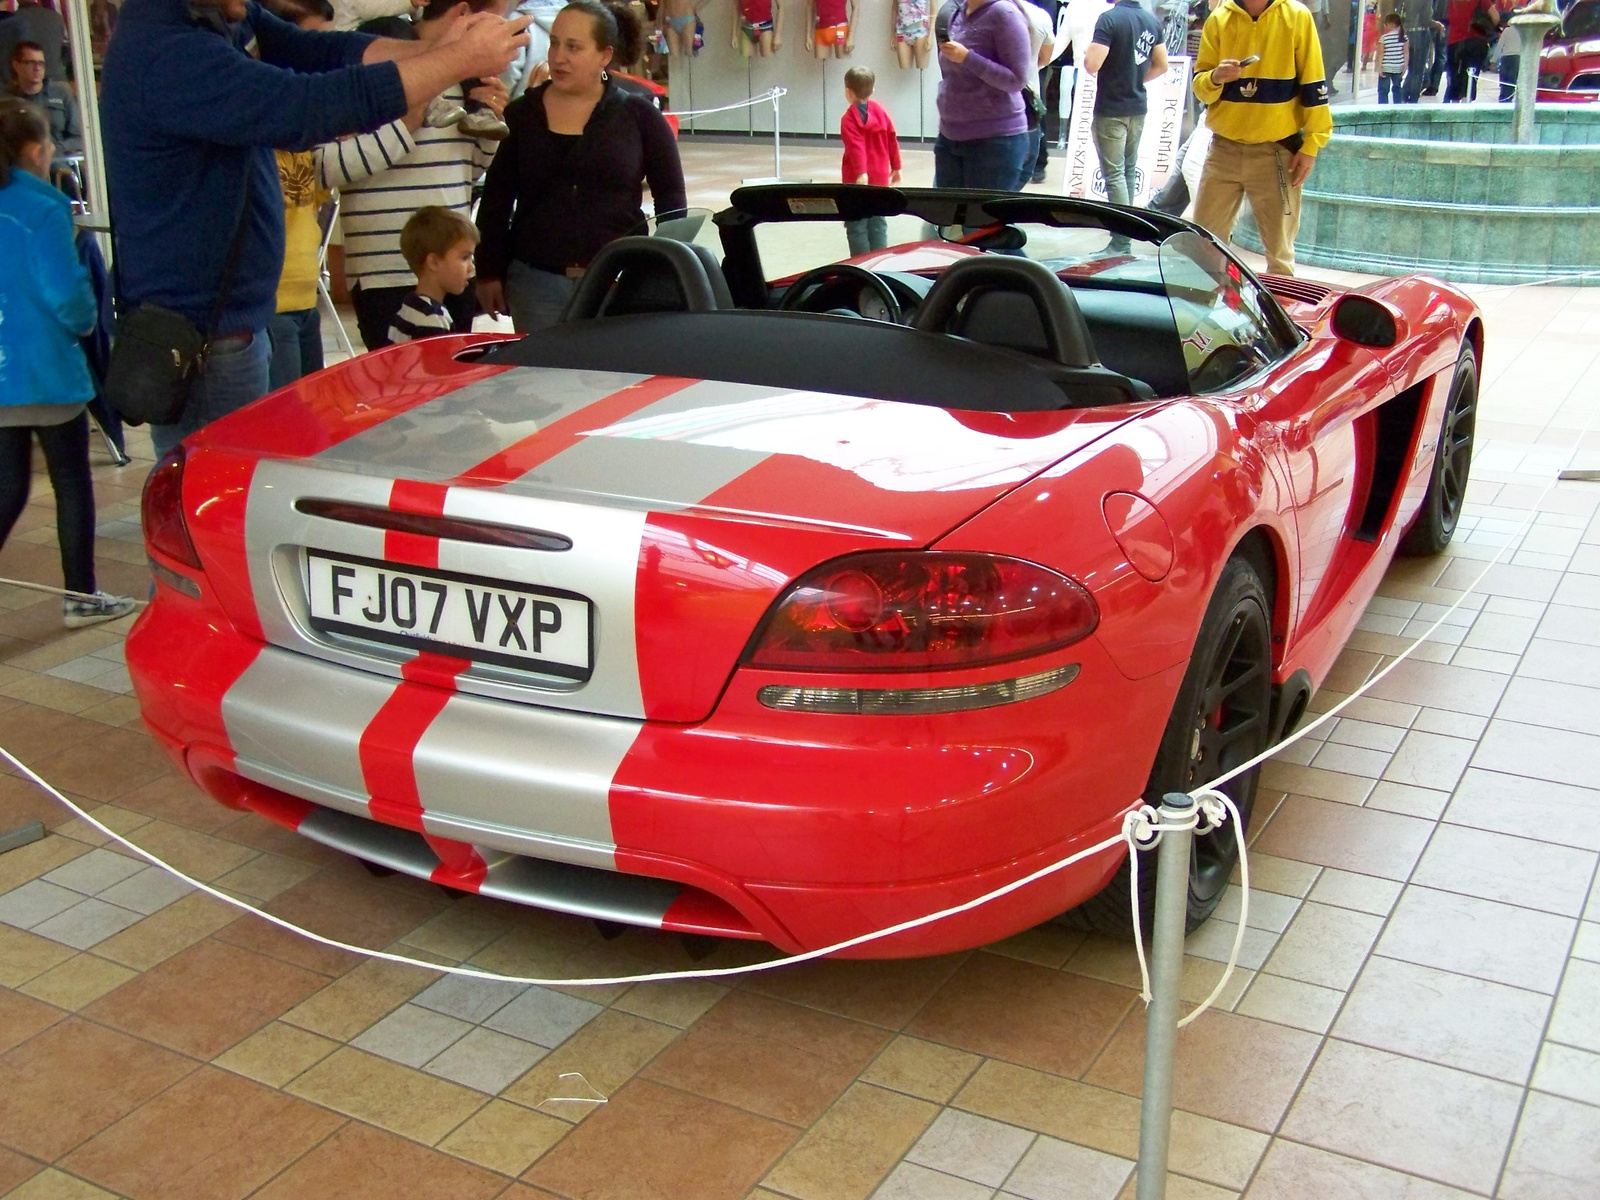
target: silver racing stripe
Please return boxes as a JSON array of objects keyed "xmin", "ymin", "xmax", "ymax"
[
  {"xmin": 411, "ymin": 686, "xmax": 641, "ymax": 869},
  {"xmin": 221, "ymin": 647, "xmax": 393, "ymax": 814},
  {"xmin": 311, "ymin": 368, "xmax": 652, "ymax": 480}
]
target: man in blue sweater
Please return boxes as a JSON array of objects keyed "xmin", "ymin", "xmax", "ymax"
[{"xmin": 102, "ymin": 0, "xmax": 529, "ymax": 454}]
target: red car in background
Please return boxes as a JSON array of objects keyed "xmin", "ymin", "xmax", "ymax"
[{"xmin": 1539, "ymin": 0, "xmax": 1600, "ymax": 100}]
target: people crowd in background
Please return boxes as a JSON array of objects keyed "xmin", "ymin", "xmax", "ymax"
[
  {"xmin": 932, "ymin": 0, "xmax": 1034, "ymax": 191},
  {"xmin": 7, "ymin": 38, "xmax": 80, "ymax": 163}
]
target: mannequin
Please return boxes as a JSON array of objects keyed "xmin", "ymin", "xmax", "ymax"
[
  {"xmin": 893, "ymin": 0, "xmax": 931, "ymax": 67},
  {"xmin": 733, "ymin": 0, "xmax": 783, "ymax": 56},
  {"xmin": 657, "ymin": 0, "xmax": 700, "ymax": 54},
  {"xmin": 809, "ymin": 0, "xmax": 856, "ymax": 57}
]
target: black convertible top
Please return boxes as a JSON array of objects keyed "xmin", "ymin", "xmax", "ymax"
[{"xmin": 486, "ymin": 310, "xmax": 1142, "ymax": 412}]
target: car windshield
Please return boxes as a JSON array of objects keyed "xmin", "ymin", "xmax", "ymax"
[{"xmin": 750, "ymin": 215, "xmax": 1164, "ymax": 288}]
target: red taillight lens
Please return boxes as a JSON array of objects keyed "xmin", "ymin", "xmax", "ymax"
[
  {"xmin": 141, "ymin": 446, "xmax": 202, "ymax": 570},
  {"xmin": 747, "ymin": 552, "xmax": 1098, "ymax": 672}
]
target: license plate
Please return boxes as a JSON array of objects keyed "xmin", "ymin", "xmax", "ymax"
[{"xmin": 306, "ymin": 552, "xmax": 592, "ymax": 680}]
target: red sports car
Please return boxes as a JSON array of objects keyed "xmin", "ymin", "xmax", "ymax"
[
  {"xmin": 128, "ymin": 188, "xmax": 1481, "ymax": 957},
  {"xmin": 1538, "ymin": 0, "xmax": 1600, "ymax": 101}
]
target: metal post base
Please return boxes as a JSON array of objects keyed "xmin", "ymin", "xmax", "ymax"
[{"xmin": 0, "ymin": 822, "xmax": 46, "ymax": 855}]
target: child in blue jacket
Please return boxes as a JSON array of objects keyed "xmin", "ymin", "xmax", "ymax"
[{"xmin": 0, "ymin": 98, "xmax": 135, "ymax": 627}]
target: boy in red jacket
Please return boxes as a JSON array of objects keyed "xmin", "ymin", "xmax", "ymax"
[{"xmin": 840, "ymin": 66, "xmax": 902, "ymax": 255}]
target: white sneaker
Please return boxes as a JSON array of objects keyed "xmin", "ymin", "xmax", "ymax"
[
  {"xmin": 63, "ymin": 592, "xmax": 137, "ymax": 628},
  {"xmin": 424, "ymin": 96, "xmax": 468, "ymax": 128},
  {"xmin": 457, "ymin": 108, "xmax": 511, "ymax": 141}
]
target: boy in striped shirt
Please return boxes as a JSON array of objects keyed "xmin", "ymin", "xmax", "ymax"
[
  {"xmin": 387, "ymin": 207, "xmax": 479, "ymax": 344},
  {"xmin": 1378, "ymin": 12, "xmax": 1406, "ymax": 102}
]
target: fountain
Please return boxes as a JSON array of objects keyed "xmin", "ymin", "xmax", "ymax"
[{"xmin": 1234, "ymin": 0, "xmax": 1599, "ymax": 286}]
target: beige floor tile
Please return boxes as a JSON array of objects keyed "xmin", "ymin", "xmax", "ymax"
[
  {"xmin": 1377, "ymin": 886, "xmax": 1576, "ymax": 993},
  {"xmin": 213, "ymin": 1020, "xmax": 340, "ymax": 1087},
  {"xmin": 741, "ymin": 954, "xmax": 964, "ymax": 1030},
  {"xmin": 1305, "ymin": 868, "xmax": 1403, "ymax": 916},
  {"xmin": 1166, "ymin": 1112, "xmax": 1270, "ymax": 1193},
  {"xmin": 1256, "ymin": 765, "xmax": 1374, "ymax": 807},
  {"xmin": 1119, "ymin": 1172, "xmax": 1236, "ymax": 1199},
  {"xmin": 762, "ymin": 1082, "xmax": 938, "ymax": 1200},
  {"xmin": 500, "ymin": 1009, "xmax": 679, "ymax": 1121},
  {"xmin": 89, "ymin": 890, "xmax": 238, "ymax": 971},
  {"xmin": 1252, "ymin": 797, "xmax": 1432, "ymax": 881},
  {"xmin": 982, "ymin": 923, "xmax": 1087, "ymax": 969},
  {"xmin": 1084, "ymin": 1008, "xmax": 1321, "ymax": 1133},
  {"xmin": 1531, "ymin": 1042, "xmax": 1600, "ymax": 1107},
  {"xmin": 211, "ymin": 853, "xmax": 319, "ymax": 902},
  {"xmin": 286, "ymin": 1046, "xmax": 486, "ymax": 1145},
  {"xmin": 1547, "ymin": 958, "xmax": 1600, "ymax": 1053},
  {"xmin": 1410, "ymin": 824, "xmax": 1597, "ymax": 917},
  {"xmin": 0, "ymin": 834, "xmax": 88, "ymax": 895},
  {"xmin": 1243, "ymin": 1139, "xmax": 1479, "ymax": 1199},
  {"xmin": 859, "ymin": 1035, "xmax": 983, "ymax": 1104},
  {"xmin": 4, "ymin": 1170, "xmax": 121, "ymax": 1200},
  {"xmin": 1281, "ymin": 1039, "xmax": 1523, "ymax": 1193},
  {"xmin": 1333, "ymin": 956, "xmax": 1551, "ymax": 1082},
  {"xmin": 1445, "ymin": 769, "xmax": 1600, "ymax": 853},
  {"xmin": 394, "ymin": 900, "xmax": 512, "ymax": 963},
  {"xmin": 436, "ymin": 1098, "xmax": 569, "ymax": 1176},
  {"xmin": 1229, "ymin": 854, "xmax": 1320, "ymax": 899},
  {"xmin": 280, "ymin": 956, "xmax": 440, "ymax": 1041},
  {"xmin": 611, "ymin": 978, "xmax": 728, "ymax": 1028},
  {"xmin": 1234, "ymin": 974, "xmax": 1346, "ymax": 1035},
  {"xmin": 1261, "ymin": 902, "xmax": 1384, "ymax": 991},
  {"xmin": 17, "ymin": 954, "xmax": 136, "ymax": 1011},
  {"xmin": 120, "ymin": 820, "xmax": 257, "ymax": 882},
  {"xmin": 1365, "ymin": 780, "xmax": 1452, "ymax": 819},
  {"xmin": 953, "ymin": 1059, "xmax": 1141, "ymax": 1158},
  {"xmin": 0, "ymin": 923, "xmax": 76, "ymax": 987},
  {"xmin": 1499, "ymin": 1091, "xmax": 1600, "ymax": 1200}
]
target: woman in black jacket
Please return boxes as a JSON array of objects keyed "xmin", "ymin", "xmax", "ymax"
[{"xmin": 475, "ymin": 0, "xmax": 687, "ymax": 331}]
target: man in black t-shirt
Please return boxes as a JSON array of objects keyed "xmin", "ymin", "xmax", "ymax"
[{"xmin": 1084, "ymin": 0, "xmax": 1166, "ymax": 224}]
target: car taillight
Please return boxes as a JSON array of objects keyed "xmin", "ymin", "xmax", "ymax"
[
  {"xmin": 746, "ymin": 552, "xmax": 1098, "ymax": 672},
  {"xmin": 141, "ymin": 446, "xmax": 201, "ymax": 570}
]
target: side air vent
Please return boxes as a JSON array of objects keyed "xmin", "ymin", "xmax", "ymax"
[
  {"xmin": 1262, "ymin": 276, "xmax": 1334, "ymax": 306},
  {"xmin": 294, "ymin": 498, "xmax": 572, "ymax": 552}
]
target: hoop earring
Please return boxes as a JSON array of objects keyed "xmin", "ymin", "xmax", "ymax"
[{"xmin": 601, "ymin": 68, "xmax": 609, "ymax": 81}]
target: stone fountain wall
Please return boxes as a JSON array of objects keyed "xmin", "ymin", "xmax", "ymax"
[{"xmin": 1234, "ymin": 105, "xmax": 1600, "ymax": 284}]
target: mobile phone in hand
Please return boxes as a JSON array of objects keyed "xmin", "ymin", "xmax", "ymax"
[{"xmin": 1239, "ymin": 54, "xmax": 1261, "ymax": 65}]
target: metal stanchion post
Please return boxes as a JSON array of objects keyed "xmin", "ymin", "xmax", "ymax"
[
  {"xmin": 773, "ymin": 90, "xmax": 783, "ymax": 179},
  {"xmin": 1136, "ymin": 792, "xmax": 1197, "ymax": 1200}
]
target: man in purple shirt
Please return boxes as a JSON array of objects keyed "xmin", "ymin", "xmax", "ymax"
[{"xmin": 935, "ymin": 0, "xmax": 1033, "ymax": 190}]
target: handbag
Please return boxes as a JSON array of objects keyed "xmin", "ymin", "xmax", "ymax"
[{"xmin": 103, "ymin": 160, "xmax": 253, "ymax": 427}]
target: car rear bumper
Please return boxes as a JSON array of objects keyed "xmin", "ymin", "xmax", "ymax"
[{"xmin": 127, "ymin": 585, "xmax": 1171, "ymax": 956}]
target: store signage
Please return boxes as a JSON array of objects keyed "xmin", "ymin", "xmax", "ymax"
[{"xmin": 1061, "ymin": 56, "xmax": 1192, "ymax": 206}]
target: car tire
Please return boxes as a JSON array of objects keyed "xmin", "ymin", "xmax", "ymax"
[
  {"xmin": 1077, "ymin": 556, "xmax": 1275, "ymax": 938},
  {"xmin": 1399, "ymin": 348, "xmax": 1477, "ymax": 557}
]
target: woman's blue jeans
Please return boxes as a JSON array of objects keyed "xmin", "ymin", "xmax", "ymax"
[{"xmin": 934, "ymin": 132, "xmax": 1032, "ymax": 193}]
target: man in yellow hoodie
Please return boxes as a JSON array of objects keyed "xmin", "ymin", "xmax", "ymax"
[{"xmin": 1191, "ymin": 0, "xmax": 1331, "ymax": 276}]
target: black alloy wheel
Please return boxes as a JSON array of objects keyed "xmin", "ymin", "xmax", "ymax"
[
  {"xmin": 1400, "ymin": 348, "xmax": 1478, "ymax": 556},
  {"xmin": 1078, "ymin": 556, "xmax": 1274, "ymax": 937}
]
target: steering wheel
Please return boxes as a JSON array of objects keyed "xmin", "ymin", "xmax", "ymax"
[{"xmin": 777, "ymin": 264, "xmax": 902, "ymax": 324}]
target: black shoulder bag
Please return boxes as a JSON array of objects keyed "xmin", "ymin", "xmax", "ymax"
[{"xmin": 104, "ymin": 161, "xmax": 254, "ymax": 427}]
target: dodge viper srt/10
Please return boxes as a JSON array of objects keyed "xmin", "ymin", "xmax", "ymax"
[{"xmin": 127, "ymin": 186, "xmax": 1481, "ymax": 957}]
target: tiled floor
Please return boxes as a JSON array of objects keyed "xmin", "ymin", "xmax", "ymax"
[{"xmin": 1, "ymin": 141, "xmax": 1598, "ymax": 1199}]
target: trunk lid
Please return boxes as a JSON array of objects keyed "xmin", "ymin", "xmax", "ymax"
[{"xmin": 186, "ymin": 349, "xmax": 1138, "ymax": 722}]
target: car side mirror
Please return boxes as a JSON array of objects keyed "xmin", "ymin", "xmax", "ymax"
[{"xmin": 1331, "ymin": 294, "xmax": 1401, "ymax": 349}]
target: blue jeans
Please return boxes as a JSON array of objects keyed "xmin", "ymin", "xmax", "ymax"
[
  {"xmin": 1378, "ymin": 72, "xmax": 1402, "ymax": 103},
  {"xmin": 1499, "ymin": 54, "xmax": 1518, "ymax": 102},
  {"xmin": 1016, "ymin": 127, "xmax": 1043, "ymax": 189},
  {"xmin": 150, "ymin": 328, "xmax": 270, "ymax": 459},
  {"xmin": 1427, "ymin": 26, "xmax": 1448, "ymax": 92},
  {"xmin": 933, "ymin": 132, "xmax": 1032, "ymax": 193},
  {"xmin": 505, "ymin": 259, "xmax": 578, "ymax": 333},
  {"xmin": 1403, "ymin": 28, "xmax": 1432, "ymax": 101},
  {"xmin": 845, "ymin": 216, "xmax": 888, "ymax": 256},
  {"xmin": 1091, "ymin": 113, "xmax": 1146, "ymax": 206},
  {"xmin": 267, "ymin": 307, "xmax": 324, "ymax": 392}
]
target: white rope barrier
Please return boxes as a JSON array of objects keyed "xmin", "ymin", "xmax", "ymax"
[
  {"xmin": 672, "ymin": 87, "xmax": 787, "ymax": 179},
  {"xmin": 0, "ymin": 577, "xmax": 148, "ymax": 607}
]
